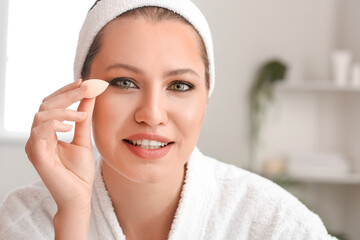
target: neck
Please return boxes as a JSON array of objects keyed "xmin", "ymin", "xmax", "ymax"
[{"xmin": 101, "ymin": 160, "xmax": 185, "ymax": 240}]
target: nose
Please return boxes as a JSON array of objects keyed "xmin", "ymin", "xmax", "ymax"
[{"xmin": 134, "ymin": 88, "xmax": 168, "ymax": 127}]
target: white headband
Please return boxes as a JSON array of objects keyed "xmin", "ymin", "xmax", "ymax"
[{"xmin": 73, "ymin": 0, "xmax": 215, "ymax": 96}]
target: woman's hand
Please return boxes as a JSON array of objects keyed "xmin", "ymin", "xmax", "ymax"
[{"xmin": 25, "ymin": 79, "xmax": 96, "ymax": 239}]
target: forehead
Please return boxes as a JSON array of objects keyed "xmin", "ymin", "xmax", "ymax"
[
  {"xmin": 102, "ymin": 16, "xmax": 201, "ymax": 50},
  {"xmin": 96, "ymin": 17, "xmax": 204, "ymax": 71}
]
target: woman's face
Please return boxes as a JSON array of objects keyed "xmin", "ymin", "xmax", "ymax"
[{"xmin": 90, "ymin": 17, "xmax": 208, "ymax": 183}]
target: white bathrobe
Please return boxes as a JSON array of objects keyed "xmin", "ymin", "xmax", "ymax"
[{"xmin": 0, "ymin": 148, "xmax": 336, "ymax": 239}]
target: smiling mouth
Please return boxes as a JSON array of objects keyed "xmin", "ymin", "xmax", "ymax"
[{"xmin": 123, "ymin": 139, "xmax": 173, "ymax": 150}]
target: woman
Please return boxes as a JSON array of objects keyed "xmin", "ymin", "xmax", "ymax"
[{"xmin": 0, "ymin": 0, "xmax": 336, "ymax": 239}]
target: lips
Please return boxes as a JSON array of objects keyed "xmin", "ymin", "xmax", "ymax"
[{"xmin": 123, "ymin": 133, "xmax": 174, "ymax": 159}]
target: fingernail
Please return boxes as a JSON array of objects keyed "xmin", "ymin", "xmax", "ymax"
[{"xmin": 79, "ymin": 112, "xmax": 87, "ymax": 117}]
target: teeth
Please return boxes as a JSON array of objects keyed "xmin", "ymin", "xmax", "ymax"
[
  {"xmin": 149, "ymin": 140, "xmax": 159, "ymax": 147},
  {"xmin": 142, "ymin": 139, "xmax": 149, "ymax": 147},
  {"xmin": 129, "ymin": 139, "xmax": 169, "ymax": 149}
]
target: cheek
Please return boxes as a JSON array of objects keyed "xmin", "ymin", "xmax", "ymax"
[
  {"xmin": 92, "ymin": 93, "xmax": 132, "ymax": 149},
  {"xmin": 171, "ymin": 95, "xmax": 207, "ymax": 138},
  {"xmin": 168, "ymin": 95, "xmax": 207, "ymax": 165}
]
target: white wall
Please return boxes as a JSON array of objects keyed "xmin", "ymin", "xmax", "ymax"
[
  {"xmin": 0, "ymin": 0, "xmax": 339, "ymax": 200},
  {"xmin": 336, "ymin": 0, "xmax": 360, "ymax": 61},
  {"xmin": 195, "ymin": 0, "xmax": 337, "ymax": 167}
]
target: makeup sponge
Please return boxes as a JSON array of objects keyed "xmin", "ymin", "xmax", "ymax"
[{"xmin": 81, "ymin": 79, "xmax": 109, "ymax": 98}]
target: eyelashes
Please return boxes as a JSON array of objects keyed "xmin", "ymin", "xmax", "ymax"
[
  {"xmin": 168, "ymin": 81, "xmax": 194, "ymax": 92},
  {"xmin": 109, "ymin": 77, "xmax": 137, "ymax": 89},
  {"xmin": 109, "ymin": 78, "xmax": 194, "ymax": 92}
]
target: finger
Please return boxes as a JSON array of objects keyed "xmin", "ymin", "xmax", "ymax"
[
  {"xmin": 32, "ymin": 120, "xmax": 73, "ymax": 140},
  {"xmin": 72, "ymin": 98, "xmax": 95, "ymax": 149},
  {"xmin": 39, "ymin": 83, "xmax": 88, "ymax": 111},
  {"xmin": 27, "ymin": 120, "xmax": 72, "ymax": 161},
  {"xmin": 32, "ymin": 109, "xmax": 87, "ymax": 128},
  {"xmin": 42, "ymin": 79, "xmax": 82, "ymax": 103}
]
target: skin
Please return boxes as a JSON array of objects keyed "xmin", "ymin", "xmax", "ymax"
[
  {"xmin": 25, "ymin": 81, "xmax": 95, "ymax": 239},
  {"xmin": 25, "ymin": 16, "xmax": 208, "ymax": 240}
]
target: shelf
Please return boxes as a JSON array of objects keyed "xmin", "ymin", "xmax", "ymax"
[
  {"xmin": 283, "ymin": 172, "xmax": 360, "ymax": 185},
  {"xmin": 276, "ymin": 80, "xmax": 360, "ymax": 92}
]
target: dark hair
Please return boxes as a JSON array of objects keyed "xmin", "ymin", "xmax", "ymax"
[
  {"xmin": 89, "ymin": 0, "xmax": 102, "ymax": 11},
  {"xmin": 81, "ymin": 6, "xmax": 210, "ymax": 90}
]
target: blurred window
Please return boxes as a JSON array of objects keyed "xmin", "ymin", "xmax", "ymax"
[{"xmin": 1, "ymin": 0, "xmax": 94, "ymax": 137}]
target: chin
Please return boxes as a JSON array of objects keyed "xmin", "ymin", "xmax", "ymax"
[{"xmin": 103, "ymin": 156, "xmax": 178, "ymax": 184}]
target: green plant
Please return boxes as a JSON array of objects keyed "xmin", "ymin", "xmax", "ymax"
[{"xmin": 249, "ymin": 59, "xmax": 287, "ymax": 171}]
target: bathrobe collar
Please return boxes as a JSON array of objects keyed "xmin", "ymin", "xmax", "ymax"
[{"xmin": 91, "ymin": 147, "xmax": 215, "ymax": 239}]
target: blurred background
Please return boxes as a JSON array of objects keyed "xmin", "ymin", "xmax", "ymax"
[{"xmin": 0, "ymin": 0, "xmax": 359, "ymax": 239}]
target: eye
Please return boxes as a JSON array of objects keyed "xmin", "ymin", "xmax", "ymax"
[
  {"xmin": 169, "ymin": 81, "xmax": 194, "ymax": 92},
  {"xmin": 109, "ymin": 78, "xmax": 137, "ymax": 89}
]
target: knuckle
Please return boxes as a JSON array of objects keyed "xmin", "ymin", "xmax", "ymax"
[
  {"xmin": 42, "ymin": 96, "xmax": 49, "ymax": 103},
  {"xmin": 82, "ymin": 83, "xmax": 89, "ymax": 92},
  {"xmin": 39, "ymin": 102, "xmax": 48, "ymax": 111},
  {"xmin": 25, "ymin": 142, "xmax": 36, "ymax": 165},
  {"xmin": 49, "ymin": 119, "xmax": 59, "ymax": 128},
  {"xmin": 61, "ymin": 108, "xmax": 69, "ymax": 115},
  {"xmin": 25, "ymin": 140, "xmax": 31, "ymax": 155},
  {"xmin": 25, "ymin": 136, "xmax": 37, "ymax": 164},
  {"xmin": 26, "ymin": 132, "xmax": 47, "ymax": 167},
  {"xmin": 30, "ymin": 126, "xmax": 40, "ymax": 138},
  {"xmin": 33, "ymin": 112, "xmax": 42, "ymax": 123},
  {"xmin": 80, "ymin": 84, "xmax": 89, "ymax": 96}
]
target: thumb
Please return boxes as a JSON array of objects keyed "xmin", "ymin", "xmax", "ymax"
[{"xmin": 72, "ymin": 98, "xmax": 96, "ymax": 148}]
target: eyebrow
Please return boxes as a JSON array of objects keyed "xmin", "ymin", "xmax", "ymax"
[
  {"xmin": 105, "ymin": 63, "xmax": 143, "ymax": 74},
  {"xmin": 164, "ymin": 68, "xmax": 200, "ymax": 78},
  {"xmin": 105, "ymin": 63, "xmax": 200, "ymax": 78}
]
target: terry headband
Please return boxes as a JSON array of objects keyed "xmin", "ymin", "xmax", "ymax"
[{"xmin": 73, "ymin": 0, "xmax": 215, "ymax": 96}]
